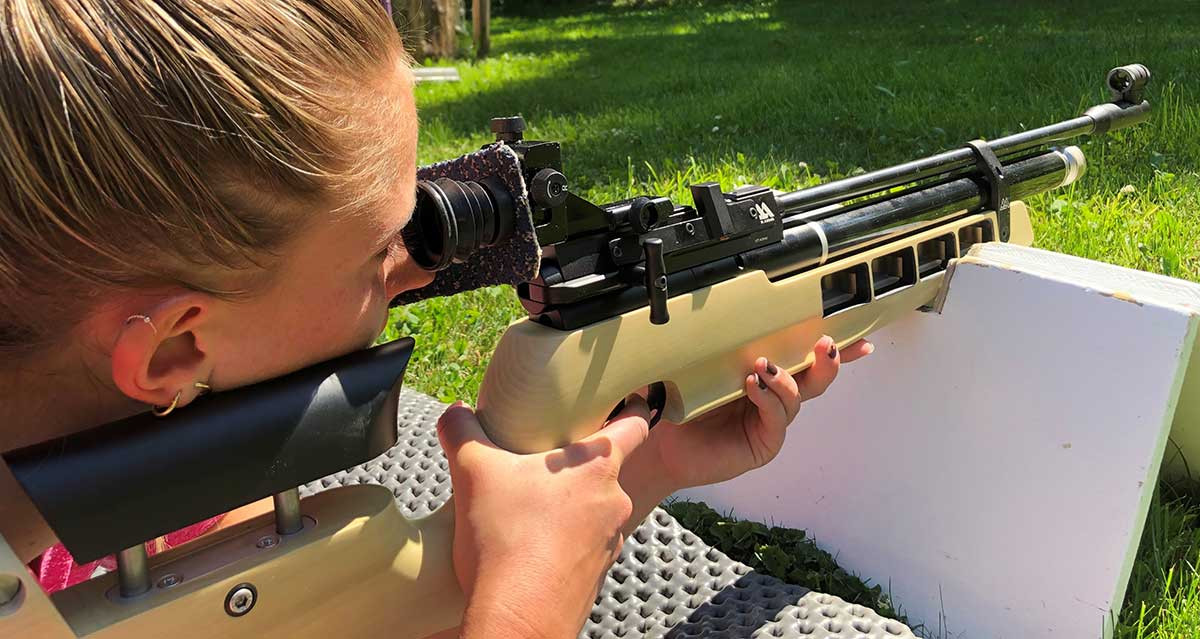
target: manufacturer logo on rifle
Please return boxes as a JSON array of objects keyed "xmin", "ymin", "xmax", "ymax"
[{"xmin": 751, "ymin": 202, "xmax": 775, "ymax": 223}]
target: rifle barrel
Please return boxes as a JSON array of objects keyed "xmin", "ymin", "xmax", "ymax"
[
  {"xmin": 740, "ymin": 146, "xmax": 1083, "ymax": 279},
  {"xmin": 774, "ymin": 97, "xmax": 1146, "ymax": 214}
]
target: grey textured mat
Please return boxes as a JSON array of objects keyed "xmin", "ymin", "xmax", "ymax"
[{"xmin": 302, "ymin": 389, "xmax": 918, "ymax": 639}]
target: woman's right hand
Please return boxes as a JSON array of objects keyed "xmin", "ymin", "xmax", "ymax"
[{"xmin": 437, "ymin": 396, "xmax": 651, "ymax": 639}]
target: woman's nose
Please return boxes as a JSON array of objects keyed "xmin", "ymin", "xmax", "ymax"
[{"xmin": 385, "ymin": 250, "xmax": 436, "ymax": 298}]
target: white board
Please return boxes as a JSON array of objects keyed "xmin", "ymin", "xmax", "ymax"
[{"xmin": 676, "ymin": 243, "xmax": 1200, "ymax": 638}]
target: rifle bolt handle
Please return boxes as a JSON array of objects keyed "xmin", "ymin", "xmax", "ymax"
[{"xmin": 643, "ymin": 238, "xmax": 669, "ymax": 325}]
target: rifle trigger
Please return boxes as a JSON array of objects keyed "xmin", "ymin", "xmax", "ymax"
[{"xmin": 642, "ymin": 238, "xmax": 669, "ymax": 325}]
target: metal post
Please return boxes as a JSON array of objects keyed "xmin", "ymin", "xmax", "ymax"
[
  {"xmin": 116, "ymin": 545, "xmax": 151, "ymax": 597},
  {"xmin": 273, "ymin": 488, "xmax": 303, "ymax": 535}
]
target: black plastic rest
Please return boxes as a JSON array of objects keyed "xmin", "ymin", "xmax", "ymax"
[{"xmin": 3, "ymin": 337, "xmax": 415, "ymax": 564}]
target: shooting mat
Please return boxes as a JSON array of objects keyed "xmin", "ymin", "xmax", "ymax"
[{"xmin": 301, "ymin": 389, "xmax": 917, "ymax": 639}]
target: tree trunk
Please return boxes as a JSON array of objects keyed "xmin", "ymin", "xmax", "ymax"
[
  {"xmin": 395, "ymin": 0, "xmax": 461, "ymax": 60},
  {"xmin": 472, "ymin": 0, "xmax": 490, "ymax": 59}
]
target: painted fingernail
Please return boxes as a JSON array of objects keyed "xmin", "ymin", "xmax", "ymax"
[
  {"xmin": 828, "ymin": 343, "xmax": 838, "ymax": 359},
  {"xmin": 756, "ymin": 374, "xmax": 768, "ymax": 390},
  {"xmin": 765, "ymin": 361, "xmax": 778, "ymax": 376},
  {"xmin": 607, "ymin": 398, "xmax": 628, "ymax": 421}
]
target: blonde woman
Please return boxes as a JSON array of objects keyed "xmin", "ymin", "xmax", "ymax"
[{"xmin": 0, "ymin": 2, "xmax": 868, "ymax": 637}]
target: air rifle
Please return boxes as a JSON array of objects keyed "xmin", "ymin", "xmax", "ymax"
[
  {"xmin": 0, "ymin": 64, "xmax": 1152, "ymax": 638},
  {"xmin": 399, "ymin": 64, "xmax": 1152, "ymax": 453}
]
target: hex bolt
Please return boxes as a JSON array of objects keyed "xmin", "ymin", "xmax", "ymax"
[
  {"xmin": 224, "ymin": 583, "xmax": 258, "ymax": 617},
  {"xmin": 256, "ymin": 535, "xmax": 278, "ymax": 549},
  {"xmin": 156, "ymin": 574, "xmax": 182, "ymax": 589}
]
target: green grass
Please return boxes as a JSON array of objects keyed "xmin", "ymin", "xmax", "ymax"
[
  {"xmin": 664, "ymin": 499, "xmax": 912, "ymax": 625},
  {"xmin": 384, "ymin": 0, "xmax": 1200, "ymax": 634}
]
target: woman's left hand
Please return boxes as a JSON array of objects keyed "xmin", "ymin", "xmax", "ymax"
[{"xmin": 643, "ymin": 335, "xmax": 873, "ymax": 492}]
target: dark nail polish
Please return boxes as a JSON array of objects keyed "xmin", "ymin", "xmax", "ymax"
[
  {"xmin": 606, "ymin": 398, "xmax": 627, "ymax": 421},
  {"xmin": 765, "ymin": 361, "xmax": 778, "ymax": 376},
  {"xmin": 828, "ymin": 343, "xmax": 838, "ymax": 359},
  {"xmin": 756, "ymin": 374, "xmax": 768, "ymax": 390}
]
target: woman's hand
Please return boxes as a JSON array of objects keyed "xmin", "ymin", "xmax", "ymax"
[
  {"xmin": 618, "ymin": 336, "xmax": 873, "ymax": 526},
  {"xmin": 437, "ymin": 398, "xmax": 652, "ymax": 639}
]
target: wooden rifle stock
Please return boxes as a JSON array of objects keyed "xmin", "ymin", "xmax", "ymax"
[{"xmin": 476, "ymin": 205, "xmax": 1034, "ymax": 453}]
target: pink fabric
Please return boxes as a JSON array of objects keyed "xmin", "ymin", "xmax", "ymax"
[{"xmin": 32, "ymin": 515, "xmax": 225, "ymax": 594}]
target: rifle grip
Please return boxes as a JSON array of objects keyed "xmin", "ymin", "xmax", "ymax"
[{"xmin": 475, "ymin": 205, "xmax": 1032, "ymax": 454}]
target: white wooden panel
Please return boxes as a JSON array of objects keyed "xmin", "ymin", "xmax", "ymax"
[{"xmin": 677, "ymin": 244, "xmax": 1200, "ymax": 638}]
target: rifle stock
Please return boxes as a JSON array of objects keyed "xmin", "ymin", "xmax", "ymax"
[
  {"xmin": 476, "ymin": 205, "xmax": 1032, "ymax": 453},
  {"xmin": 1, "ymin": 486, "xmax": 464, "ymax": 639}
]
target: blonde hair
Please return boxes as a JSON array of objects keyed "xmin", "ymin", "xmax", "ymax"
[{"xmin": 0, "ymin": 0, "xmax": 413, "ymax": 355}]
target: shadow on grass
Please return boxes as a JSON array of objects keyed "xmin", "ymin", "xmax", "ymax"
[{"xmin": 418, "ymin": 0, "xmax": 1197, "ymax": 198}]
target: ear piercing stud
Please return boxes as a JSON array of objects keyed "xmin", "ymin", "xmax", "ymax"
[{"xmin": 125, "ymin": 314, "xmax": 157, "ymax": 334}]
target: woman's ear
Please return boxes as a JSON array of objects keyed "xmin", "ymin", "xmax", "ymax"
[{"xmin": 110, "ymin": 293, "xmax": 214, "ymax": 411}]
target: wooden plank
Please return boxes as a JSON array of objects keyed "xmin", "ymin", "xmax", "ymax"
[{"xmin": 413, "ymin": 67, "xmax": 460, "ymax": 83}]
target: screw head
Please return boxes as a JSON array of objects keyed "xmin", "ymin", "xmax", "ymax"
[
  {"xmin": 224, "ymin": 583, "xmax": 258, "ymax": 617},
  {"xmin": 156, "ymin": 574, "xmax": 182, "ymax": 589},
  {"xmin": 256, "ymin": 535, "xmax": 278, "ymax": 549},
  {"xmin": 0, "ymin": 574, "xmax": 23, "ymax": 616},
  {"xmin": 530, "ymin": 169, "xmax": 568, "ymax": 208}
]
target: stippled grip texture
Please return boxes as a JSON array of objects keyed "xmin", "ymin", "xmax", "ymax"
[{"xmin": 303, "ymin": 389, "xmax": 917, "ymax": 638}]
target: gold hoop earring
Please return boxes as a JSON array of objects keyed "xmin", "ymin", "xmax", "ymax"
[
  {"xmin": 194, "ymin": 381, "xmax": 211, "ymax": 395},
  {"xmin": 152, "ymin": 390, "xmax": 182, "ymax": 417},
  {"xmin": 125, "ymin": 314, "xmax": 157, "ymax": 334}
]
